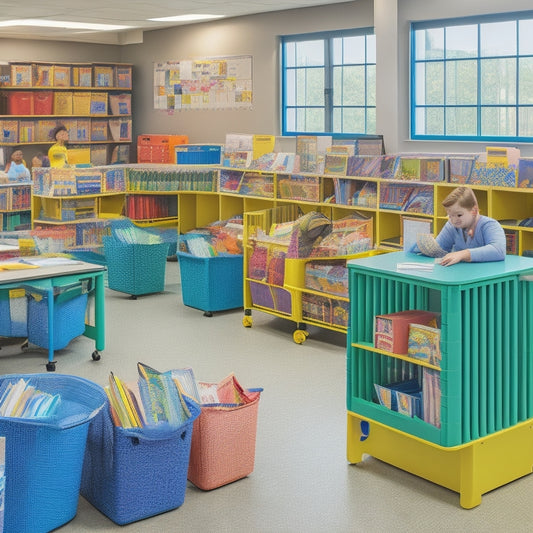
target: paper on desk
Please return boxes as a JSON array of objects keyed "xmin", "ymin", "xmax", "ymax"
[
  {"xmin": 396, "ymin": 262, "xmax": 435, "ymax": 272},
  {"xmin": 20, "ymin": 257, "xmax": 83, "ymax": 267}
]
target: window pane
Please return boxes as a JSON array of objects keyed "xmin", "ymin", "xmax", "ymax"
[
  {"xmin": 415, "ymin": 107, "xmax": 444, "ymax": 135},
  {"xmin": 519, "ymin": 20, "xmax": 533, "ymax": 55},
  {"xmin": 366, "ymin": 107, "xmax": 376, "ymax": 134},
  {"xmin": 305, "ymin": 108, "xmax": 325, "ymax": 132},
  {"xmin": 285, "ymin": 69, "xmax": 296, "ymax": 106},
  {"xmin": 333, "ymin": 107, "xmax": 365, "ymax": 133},
  {"xmin": 366, "ymin": 34, "xmax": 376, "ymax": 63},
  {"xmin": 446, "ymin": 107, "xmax": 477, "ymax": 135},
  {"xmin": 296, "ymin": 40, "xmax": 324, "ymax": 67},
  {"xmin": 481, "ymin": 107, "xmax": 516, "ymax": 136},
  {"xmin": 424, "ymin": 61, "xmax": 444, "ymax": 105},
  {"xmin": 519, "ymin": 107, "xmax": 533, "ymax": 136},
  {"xmin": 481, "ymin": 58, "xmax": 516, "ymax": 105},
  {"xmin": 285, "ymin": 42, "xmax": 296, "ymax": 68},
  {"xmin": 445, "ymin": 25, "xmax": 477, "ymax": 59},
  {"xmin": 296, "ymin": 68, "xmax": 324, "ymax": 106},
  {"xmin": 519, "ymin": 57, "xmax": 533, "ymax": 104},
  {"xmin": 415, "ymin": 28, "xmax": 444, "ymax": 60},
  {"xmin": 480, "ymin": 21, "xmax": 516, "ymax": 57},
  {"xmin": 446, "ymin": 59, "xmax": 477, "ymax": 105},
  {"xmin": 334, "ymin": 65, "xmax": 365, "ymax": 106},
  {"xmin": 366, "ymin": 64, "xmax": 376, "ymax": 106},
  {"xmin": 342, "ymin": 35, "xmax": 366, "ymax": 64},
  {"xmin": 286, "ymin": 107, "xmax": 296, "ymax": 131}
]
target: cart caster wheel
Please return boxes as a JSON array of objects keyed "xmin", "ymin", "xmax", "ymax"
[
  {"xmin": 21, "ymin": 339, "xmax": 29, "ymax": 350},
  {"xmin": 203, "ymin": 311, "xmax": 213, "ymax": 317},
  {"xmin": 243, "ymin": 315, "xmax": 253, "ymax": 328},
  {"xmin": 46, "ymin": 361, "xmax": 56, "ymax": 372},
  {"xmin": 129, "ymin": 295, "xmax": 137, "ymax": 300},
  {"xmin": 293, "ymin": 329, "xmax": 309, "ymax": 344},
  {"xmin": 92, "ymin": 350, "xmax": 101, "ymax": 361}
]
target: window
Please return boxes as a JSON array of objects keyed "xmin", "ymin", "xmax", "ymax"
[
  {"xmin": 281, "ymin": 29, "xmax": 376, "ymax": 136},
  {"xmin": 411, "ymin": 11, "xmax": 533, "ymax": 142}
]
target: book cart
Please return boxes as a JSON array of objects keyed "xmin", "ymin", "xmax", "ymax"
[
  {"xmin": 346, "ymin": 251, "xmax": 533, "ymax": 508},
  {"xmin": 243, "ymin": 204, "xmax": 377, "ymax": 343}
]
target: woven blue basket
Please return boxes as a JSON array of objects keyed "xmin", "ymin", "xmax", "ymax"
[
  {"xmin": 26, "ymin": 285, "xmax": 88, "ymax": 350},
  {"xmin": 177, "ymin": 252, "xmax": 243, "ymax": 313},
  {"xmin": 104, "ymin": 237, "xmax": 170, "ymax": 296},
  {"xmin": 80, "ymin": 397, "xmax": 201, "ymax": 525},
  {"xmin": 0, "ymin": 373, "xmax": 106, "ymax": 533},
  {"xmin": 0, "ymin": 288, "xmax": 27, "ymax": 337}
]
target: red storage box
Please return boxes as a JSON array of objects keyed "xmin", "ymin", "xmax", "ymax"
[
  {"xmin": 33, "ymin": 91, "xmax": 53, "ymax": 114},
  {"xmin": 374, "ymin": 309, "xmax": 439, "ymax": 354},
  {"xmin": 188, "ymin": 393, "xmax": 261, "ymax": 490},
  {"xmin": 8, "ymin": 91, "xmax": 33, "ymax": 114}
]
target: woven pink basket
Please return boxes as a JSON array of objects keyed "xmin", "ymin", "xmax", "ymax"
[{"xmin": 187, "ymin": 396, "xmax": 260, "ymax": 490}]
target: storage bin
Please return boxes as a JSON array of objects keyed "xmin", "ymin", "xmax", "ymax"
[
  {"xmin": 188, "ymin": 393, "xmax": 261, "ymax": 490},
  {"xmin": 177, "ymin": 251, "xmax": 243, "ymax": 313},
  {"xmin": 104, "ymin": 236, "xmax": 170, "ymax": 296},
  {"xmin": 26, "ymin": 282, "xmax": 89, "ymax": 350},
  {"xmin": 0, "ymin": 288, "xmax": 27, "ymax": 337},
  {"xmin": 0, "ymin": 373, "xmax": 106, "ymax": 533},
  {"xmin": 81, "ymin": 397, "xmax": 201, "ymax": 525}
]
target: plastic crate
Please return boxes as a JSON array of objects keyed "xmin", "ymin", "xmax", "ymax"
[
  {"xmin": 177, "ymin": 252, "xmax": 243, "ymax": 313},
  {"xmin": 0, "ymin": 373, "xmax": 106, "ymax": 533},
  {"xmin": 26, "ymin": 282, "xmax": 89, "ymax": 350},
  {"xmin": 188, "ymin": 394, "xmax": 261, "ymax": 490},
  {"xmin": 81, "ymin": 397, "xmax": 201, "ymax": 525},
  {"xmin": 104, "ymin": 237, "xmax": 169, "ymax": 296},
  {"xmin": 0, "ymin": 288, "xmax": 27, "ymax": 337},
  {"xmin": 174, "ymin": 144, "xmax": 222, "ymax": 165}
]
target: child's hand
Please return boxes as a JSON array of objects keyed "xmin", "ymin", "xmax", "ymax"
[{"xmin": 440, "ymin": 249, "xmax": 471, "ymax": 266}]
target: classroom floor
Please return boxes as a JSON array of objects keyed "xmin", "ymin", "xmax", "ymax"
[{"xmin": 1, "ymin": 262, "xmax": 533, "ymax": 533}]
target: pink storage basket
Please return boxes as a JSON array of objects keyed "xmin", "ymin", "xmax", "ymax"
[{"xmin": 187, "ymin": 394, "xmax": 261, "ymax": 490}]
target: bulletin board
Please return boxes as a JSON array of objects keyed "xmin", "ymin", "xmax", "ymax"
[{"xmin": 153, "ymin": 55, "xmax": 253, "ymax": 111}]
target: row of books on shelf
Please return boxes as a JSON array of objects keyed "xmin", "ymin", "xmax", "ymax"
[
  {"xmin": 125, "ymin": 194, "xmax": 178, "ymax": 220},
  {"xmin": 374, "ymin": 368, "xmax": 441, "ymax": 428},
  {"xmin": 32, "ymin": 166, "xmax": 127, "ymax": 196},
  {"xmin": 126, "ymin": 167, "xmax": 217, "ymax": 192},
  {"xmin": 0, "ymin": 91, "xmax": 130, "ymax": 117},
  {"xmin": 106, "ymin": 362, "xmax": 259, "ymax": 429},
  {"xmin": 2, "ymin": 62, "xmax": 132, "ymax": 89},
  {"xmin": 0, "ymin": 117, "xmax": 131, "ymax": 144},
  {"xmin": 0, "ymin": 184, "xmax": 31, "ymax": 210}
]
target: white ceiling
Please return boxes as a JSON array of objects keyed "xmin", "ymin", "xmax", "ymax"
[{"xmin": 0, "ymin": 1, "xmax": 350, "ymax": 45}]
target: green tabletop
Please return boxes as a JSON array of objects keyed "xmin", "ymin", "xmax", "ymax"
[{"xmin": 347, "ymin": 251, "xmax": 533, "ymax": 285}]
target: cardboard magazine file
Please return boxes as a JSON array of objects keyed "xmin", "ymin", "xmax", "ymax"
[
  {"xmin": 187, "ymin": 389, "xmax": 262, "ymax": 491},
  {"xmin": 80, "ymin": 396, "xmax": 201, "ymax": 525}
]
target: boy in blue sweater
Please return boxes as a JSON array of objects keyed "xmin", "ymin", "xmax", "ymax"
[{"xmin": 429, "ymin": 186, "xmax": 506, "ymax": 266}]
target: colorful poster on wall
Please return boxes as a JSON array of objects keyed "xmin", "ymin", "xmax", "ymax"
[{"xmin": 153, "ymin": 55, "xmax": 253, "ymax": 111}]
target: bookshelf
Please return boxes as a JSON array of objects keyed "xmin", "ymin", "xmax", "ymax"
[
  {"xmin": 0, "ymin": 182, "xmax": 31, "ymax": 230},
  {"xmin": 0, "ymin": 61, "xmax": 132, "ymax": 166},
  {"xmin": 346, "ymin": 251, "xmax": 533, "ymax": 508}
]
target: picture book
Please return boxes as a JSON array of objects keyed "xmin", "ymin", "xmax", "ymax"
[
  {"xmin": 422, "ymin": 367, "xmax": 441, "ymax": 428},
  {"xmin": 32, "ymin": 63, "xmax": 53, "ymax": 87},
  {"xmin": 374, "ymin": 309, "xmax": 439, "ymax": 354},
  {"xmin": 109, "ymin": 93, "xmax": 131, "ymax": 115},
  {"xmin": 402, "ymin": 215, "xmax": 432, "ymax": 252},
  {"xmin": 53, "ymin": 65, "xmax": 71, "ymax": 87},
  {"xmin": 408, "ymin": 323, "xmax": 441, "ymax": 368},
  {"xmin": 395, "ymin": 389, "xmax": 422, "ymax": 418},
  {"xmin": 374, "ymin": 383, "xmax": 393, "ymax": 409},
  {"xmin": 517, "ymin": 157, "xmax": 533, "ymax": 188}
]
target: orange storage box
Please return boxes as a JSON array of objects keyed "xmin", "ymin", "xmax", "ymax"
[
  {"xmin": 187, "ymin": 392, "xmax": 261, "ymax": 490},
  {"xmin": 136, "ymin": 134, "xmax": 189, "ymax": 163}
]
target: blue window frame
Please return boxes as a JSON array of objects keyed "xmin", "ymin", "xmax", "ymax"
[
  {"xmin": 411, "ymin": 11, "xmax": 533, "ymax": 142},
  {"xmin": 281, "ymin": 28, "xmax": 376, "ymax": 136}
]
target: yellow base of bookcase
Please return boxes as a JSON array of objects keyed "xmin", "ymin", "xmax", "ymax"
[{"xmin": 347, "ymin": 411, "xmax": 533, "ymax": 509}]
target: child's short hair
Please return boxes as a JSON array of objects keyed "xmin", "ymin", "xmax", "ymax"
[
  {"xmin": 50, "ymin": 124, "xmax": 67, "ymax": 141},
  {"xmin": 442, "ymin": 186, "xmax": 478, "ymax": 210}
]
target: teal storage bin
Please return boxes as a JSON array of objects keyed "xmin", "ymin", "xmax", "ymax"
[
  {"xmin": 177, "ymin": 251, "xmax": 243, "ymax": 314},
  {"xmin": 81, "ymin": 397, "xmax": 201, "ymax": 525},
  {"xmin": 0, "ymin": 373, "xmax": 106, "ymax": 533},
  {"xmin": 26, "ymin": 282, "xmax": 89, "ymax": 350},
  {"xmin": 104, "ymin": 237, "xmax": 170, "ymax": 297},
  {"xmin": 0, "ymin": 287, "xmax": 27, "ymax": 337}
]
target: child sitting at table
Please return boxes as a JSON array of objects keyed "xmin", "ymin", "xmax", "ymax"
[{"xmin": 417, "ymin": 186, "xmax": 506, "ymax": 266}]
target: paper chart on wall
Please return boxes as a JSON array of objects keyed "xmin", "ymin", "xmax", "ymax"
[{"xmin": 154, "ymin": 55, "xmax": 253, "ymax": 111}]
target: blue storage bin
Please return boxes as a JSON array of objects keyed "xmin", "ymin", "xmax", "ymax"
[
  {"xmin": 0, "ymin": 373, "xmax": 106, "ymax": 533},
  {"xmin": 174, "ymin": 144, "xmax": 222, "ymax": 165},
  {"xmin": 177, "ymin": 252, "xmax": 243, "ymax": 313},
  {"xmin": 104, "ymin": 237, "xmax": 170, "ymax": 296},
  {"xmin": 80, "ymin": 397, "xmax": 201, "ymax": 525},
  {"xmin": 26, "ymin": 283, "xmax": 88, "ymax": 350},
  {"xmin": 0, "ymin": 288, "xmax": 27, "ymax": 337}
]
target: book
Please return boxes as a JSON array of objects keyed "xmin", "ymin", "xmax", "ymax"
[
  {"xmin": 402, "ymin": 215, "xmax": 432, "ymax": 252},
  {"xmin": 422, "ymin": 367, "xmax": 441, "ymax": 428},
  {"xmin": 374, "ymin": 309, "xmax": 439, "ymax": 354},
  {"xmin": 408, "ymin": 323, "xmax": 441, "ymax": 368},
  {"xmin": 53, "ymin": 65, "xmax": 71, "ymax": 87},
  {"xmin": 109, "ymin": 93, "xmax": 131, "ymax": 115}
]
